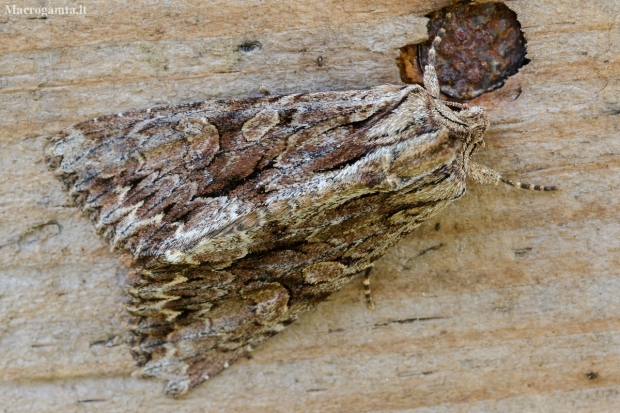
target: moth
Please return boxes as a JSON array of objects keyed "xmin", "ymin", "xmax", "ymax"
[{"xmin": 45, "ymin": 33, "xmax": 555, "ymax": 396}]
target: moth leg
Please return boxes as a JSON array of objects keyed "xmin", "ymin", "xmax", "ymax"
[
  {"xmin": 362, "ymin": 267, "xmax": 375, "ymax": 310},
  {"xmin": 444, "ymin": 101, "xmax": 469, "ymax": 110},
  {"xmin": 468, "ymin": 162, "xmax": 558, "ymax": 191},
  {"xmin": 500, "ymin": 177, "xmax": 558, "ymax": 191},
  {"xmin": 423, "ymin": 29, "xmax": 445, "ymax": 99},
  {"xmin": 467, "ymin": 161, "xmax": 501, "ymax": 185}
]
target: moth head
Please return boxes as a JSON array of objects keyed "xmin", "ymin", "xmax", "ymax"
[
  {"xmin": 460, "ymin": 105, "xmax": 489, "ymax": 136},
  {"xmin": 441, "ymin": 101, "xmax": 489, "ymax": 143}
]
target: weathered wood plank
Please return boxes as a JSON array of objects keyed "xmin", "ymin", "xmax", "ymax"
[{"xmin": 1, "ymin": 0, "xmax": 619, "ymax": 411}]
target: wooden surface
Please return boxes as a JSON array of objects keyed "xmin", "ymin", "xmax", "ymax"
[{"xmin": 1, "ymin": 0, "xmax": 619, "ymax": 411}]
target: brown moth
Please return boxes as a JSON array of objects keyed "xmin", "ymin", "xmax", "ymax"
[{"xmin": 45, "ymin": 33, "xmax": 555, "ymax": 396}]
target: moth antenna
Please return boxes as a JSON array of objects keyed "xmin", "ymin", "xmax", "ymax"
[
  {"xmin": 423, "ymin": 28, "xmax": 445, "ymax": 99},
  {"xmin": 362, "ymin": 267, "xmax": 375, "ymax": 310},
  {"xmin": 500, "ymin": 177, "xmax": 558, "ymax": 191}
]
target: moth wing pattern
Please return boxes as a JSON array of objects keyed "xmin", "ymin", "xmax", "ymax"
[{"xmin": 46, "ymin": 55, "xmax": 495, "ymax": 394}]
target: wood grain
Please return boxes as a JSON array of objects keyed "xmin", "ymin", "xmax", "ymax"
[{"xmin": 1, "ymin": 0, "xmax": 619, "ymax": 411}]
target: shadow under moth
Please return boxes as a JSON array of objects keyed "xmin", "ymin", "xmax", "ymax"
[{"xmin": 44, "ymin": 33, "xmax": 556, "ymax": 396}]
